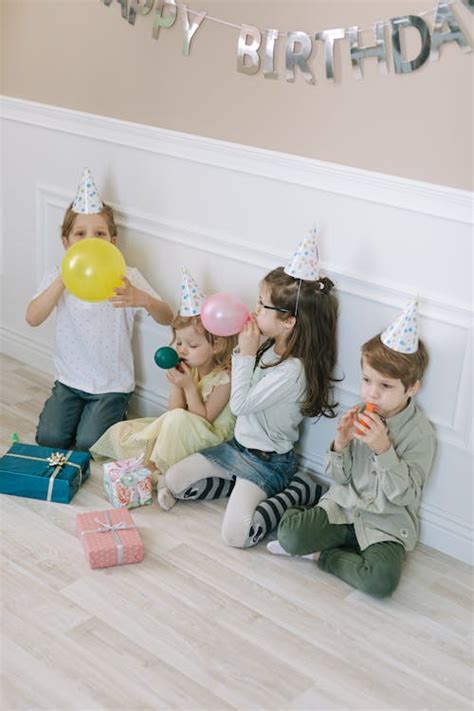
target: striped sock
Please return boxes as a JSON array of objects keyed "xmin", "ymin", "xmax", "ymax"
[
  {"xmin": 247, "ymin": 471, "xmax": 325, "ymax": 546},
  {"xmin": 177, "ymin": 476, "xmax": 236, "ymax": 501}
]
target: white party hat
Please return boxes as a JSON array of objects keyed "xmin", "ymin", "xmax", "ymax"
[
  {"xmin": 284, "ymin": 227, "xmax": 320, "ymax": 281},
  {"xmin": 179, "ymin": 266, "xmax": 206, "ymax": 316},
  {"xmin": 381, "ymin": 300, "xmax": 419, "ymax": 354},
  {"xmin": 72, "ymin": 167, "xmax": 103, "ymax": 214}
]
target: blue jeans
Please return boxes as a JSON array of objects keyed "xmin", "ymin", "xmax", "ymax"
[{"xmin": 36, "ymin": 380, "xmax": 132, "ymax": 452}]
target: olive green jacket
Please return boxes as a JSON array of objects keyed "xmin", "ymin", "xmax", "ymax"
[{"xmin": 319, "ymin": 399, "xmax": 436, "ymax": 551}]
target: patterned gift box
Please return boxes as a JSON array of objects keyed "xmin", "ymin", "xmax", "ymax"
[
  {"xmin": 0, "ymin": 443, "xmax": 90, "ymax": 503},
  {"xmin": 103, "ymin": 455, "xmax": 153, "ymax": 509},
  {"xmin": 76, "ymin": 508, "xmax": 144, "ymax": 569}
]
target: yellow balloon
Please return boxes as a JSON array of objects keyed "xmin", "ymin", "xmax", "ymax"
[{"xmin": 61, "ymin": 238, "xmax": 126, "ymax": 302}]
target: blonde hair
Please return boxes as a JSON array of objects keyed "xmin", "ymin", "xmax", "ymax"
[
  {"xmin": 61, "ymin": 202, "xmax": 118, "ymax": 241},
  {"xmin": 361, "ymin": 335, "xmax": 428, "ymax": 390},
  {"xmin": 171, "ymin": 314, "xmax": 236, "ymax": 372}
]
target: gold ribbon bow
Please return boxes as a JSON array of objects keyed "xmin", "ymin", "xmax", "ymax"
[
  {"xmin": 47, "ymin": 452, "xmax": 68, "ymax": 468},
  {"xmin": 3, "ymin": 449, "xmax": 83, "ymax": 501}
]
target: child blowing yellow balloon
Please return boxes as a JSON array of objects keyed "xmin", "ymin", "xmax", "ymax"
[{"xmin": 25, "ymin": 167, "xmax": 173, "ymax": 451}]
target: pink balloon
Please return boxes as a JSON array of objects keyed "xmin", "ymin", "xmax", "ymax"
[{"xmin": 201, "ymin": 293, "xmax": 249, "ymax": 337}]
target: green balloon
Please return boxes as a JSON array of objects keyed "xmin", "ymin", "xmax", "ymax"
[{"xmin": 154, "ymin": 346, "xmax": 180, "ymax": 369}]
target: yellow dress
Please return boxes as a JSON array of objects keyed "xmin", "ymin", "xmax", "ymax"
[{"xmin": 90, "ymin": 368, "xmax": 235, "ymax": 473}]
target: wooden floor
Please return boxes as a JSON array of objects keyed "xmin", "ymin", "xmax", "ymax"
[{"xmin": 0, "ymin": 354, "xmax": 472, "ymax": 711}]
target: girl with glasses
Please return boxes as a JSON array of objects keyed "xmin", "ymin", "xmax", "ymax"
[{"xmin": 158, "ymin": 233, "xmax": 339, "ymax": 549}]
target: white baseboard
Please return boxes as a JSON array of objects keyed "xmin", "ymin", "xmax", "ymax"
[
  {"xmin": 0, "ymin": 326, "xmax": 54, "ymax": 377},
  {"xmin": 1, "ymin": 325, "xmax": 472, "ymax": 565}
]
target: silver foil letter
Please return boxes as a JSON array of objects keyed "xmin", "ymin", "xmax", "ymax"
[
  {"xmin": 390, "ymin": 15, "xmax": 431, "ymax": 74},
  {"xmin": 237, "ymin": 25, "xmax": 262, "ymax": 75},
  {"xmin": 285, "ymin": 31, "xmax": 315, "ymax": 84},
  {"xmin": 263, "ymin": 29, "xmax": 279, "ymax": 79},
  {"xmin": 152, "ymin": 1, "xmax": 177, "ymax": 40},
  {"xmin": 431, "ymin": 1, "xmax": 472, "ymax": 60},
  {"xmin": 181, "ymin": 5, "xmax": 207, "ymax": 56},
  {"xmin": 128, "ymin": 0, "xmax": 154, "ymax": 25},
  {"xmin": 348, "ymin": 23, "xmax": 388, "ymax": 80},
  {"xmin": 315, "ymin": 28, "xmax": 345, "ymax": 81}
]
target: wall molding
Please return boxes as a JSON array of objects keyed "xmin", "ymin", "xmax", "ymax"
[
  {"xmin": 36, "ymin": 184, "xmax": 473, "ymax": 452},
  {"xmin": 2, "ymin": 95, "xmax": 473, "ymax": 225}
]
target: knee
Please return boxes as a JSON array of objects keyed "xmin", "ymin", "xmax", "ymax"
[
  {"xmin": 277, "ymin": 510, "xmax": 306, "ymax": 555},
  {"xmin": 160, "ymin": 408, "xmax": 191, "ymax": 429},
  {"xmin": 163, "ymin": 463, "xmax": 181, "ymax": 496},
  {"xmin": 36, "ymin": 426, "xmax": 71, "ymax": 450},
  {"xmin": 358, "ymin": 565, "xmax": 401, "ymax": 598},
  {"xmin": 221, "ymin": 517, "xmax": 252, "ymax": 549},
  {"xmin": 75, "ymin": 429, "xmax": 101, "ymax": 452}
]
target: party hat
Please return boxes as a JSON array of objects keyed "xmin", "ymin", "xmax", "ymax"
[
  {"xmin": 284, "ymin": 226, "xmax": 320, "ymax": 281},
  {"xmin": 72, "ymin": 167, "xmax": 103, "ymax": 214},
  {"xmin": 179, "ymin": 266, "xmax": 206, "ymax": 316},
  {"xmin": 381, "ymin": 300, "xmax": 419, "ymax": 354}
]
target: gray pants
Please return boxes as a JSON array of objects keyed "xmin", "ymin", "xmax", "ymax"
[{"xmin": 36, "ymin": 380, "xmax": 132, "ymax": 452}]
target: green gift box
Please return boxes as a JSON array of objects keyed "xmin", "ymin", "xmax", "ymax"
[{"xmin": 0, "ymin": 443, "xmax": 90, "ymax": 503}]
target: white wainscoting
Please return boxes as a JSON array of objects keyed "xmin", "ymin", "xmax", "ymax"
[{"xmin": 1, "ymin": 96, "xmax": 472, "ymax": 564}]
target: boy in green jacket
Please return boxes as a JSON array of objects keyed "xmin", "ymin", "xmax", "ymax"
[{"xmin": 268, "ymin": 301, "xmax": 436, "ymax": 598}]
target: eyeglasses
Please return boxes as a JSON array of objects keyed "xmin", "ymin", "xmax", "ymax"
[{"xmin": 257, "ymin": 298, "xmax": 292, "ymax": 314}]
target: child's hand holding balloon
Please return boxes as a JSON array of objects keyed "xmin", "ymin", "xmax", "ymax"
[
  {"xmin": 334, "ymin": 406, "xmax": 360, "ymax": 451},
  {"xmin": 165, "ymin": 362, "xmax": 194, "ymax": 389},
  {"xmin": 238, "ymin": 313, "xmax": 261, "ymax": 356},
  {"xmin": 109, "ymin": 276, "xmax": 150, "ymax": 309}
]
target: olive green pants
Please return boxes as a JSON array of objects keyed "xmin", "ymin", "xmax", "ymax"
[{"xmin": 278, "ymin": 505, "xmax": 405, "ymax": 598}]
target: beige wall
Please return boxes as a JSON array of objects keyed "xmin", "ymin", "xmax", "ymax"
[{"xmin": 2, "ymin": 0, "xmax": 473, "ymax": 190}]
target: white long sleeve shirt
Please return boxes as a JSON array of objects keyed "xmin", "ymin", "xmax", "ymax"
[{"xmin": 231, "ymin": 346, "xmax": 307, "ymax": 453}]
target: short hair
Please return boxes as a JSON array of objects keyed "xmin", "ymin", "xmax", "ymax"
[
  {"xmin": 61, "ymin": 202, "xmax": 118, "ymax": 240},
  {"xmin": 171, "ymin": 314, "xmax": 236, "ymax": 372},
  {"xmin": 361, "ymin": 334, "xmax": 428, "ymax": 390}
]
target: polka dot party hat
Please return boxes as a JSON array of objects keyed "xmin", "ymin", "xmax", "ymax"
[
  {"xmin": 381, "ymin": 300, "xmax": 419, "ymax": 354},
  {"xmin": 179, "ymin": 266, "xmax": 207, "ymax": 316},
  {"xmin": 72, "ymin": 167, "xmax": 103, "ymax": 214},
  {"xmin": 284, "ymin": 227, "xmax": 320, "ymax": 281}
]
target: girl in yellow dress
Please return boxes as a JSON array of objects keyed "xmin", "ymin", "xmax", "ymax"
[{"xmin": 90, "ymin": 268, "xmax": 236, "ymax": 480}]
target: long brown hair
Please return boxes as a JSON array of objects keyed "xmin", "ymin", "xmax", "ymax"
[
  {"xmin": 171, "ymin": 314, "xmax": 236, "ymax": 372},
  {"xmin": 257, "ymin": 267, "xmax": 339, "ymax": 418}
]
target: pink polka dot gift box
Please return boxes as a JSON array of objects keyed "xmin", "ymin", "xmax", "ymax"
[{"xmin": 76, "ymin": 508, "xmax": 144, "ymax": 569}]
